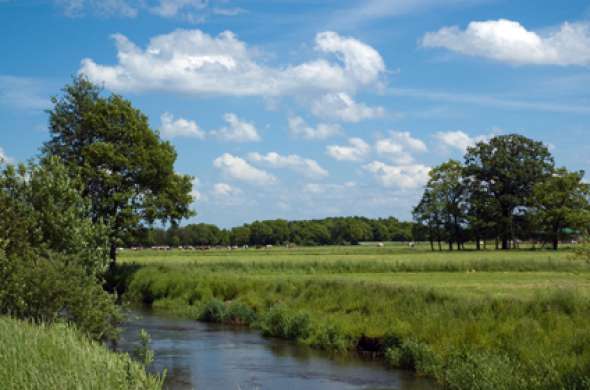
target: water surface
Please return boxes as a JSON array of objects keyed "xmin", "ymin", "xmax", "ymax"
[{"xmin": 118, "ymin": 309, "xmax": 435, "ymax": 390}]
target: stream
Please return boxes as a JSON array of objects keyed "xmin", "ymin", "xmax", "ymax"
[{"xmin": 118, "ymin": 308, "xmax": 435, "ymax": 390}]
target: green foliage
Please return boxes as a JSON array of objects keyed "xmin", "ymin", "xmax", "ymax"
[
  {"xmin": 134, "ymin": 329, "xmax": 155, "ymax": 368},
  {"xmin": 43, "ymin": 76, "xmax": 194, "ymax": 262},
  {"xmin": 121, "ymin": 246, "xmax": 590, "ymax": 389},
  {"xmin": 0, "ymin": 157, "xmax": 109, "ymax": 275},
  {"xmin": 0, "ymin": 316, "xmax": 163, "ymax": 390},
  {"xmin": 199, "ymin": 298, "xmax": 226, "ymax": 323},
  {"xmin": 464, "ymin": 134, "xmax": 555, "ymax": 249},
  {"xmin": 0, "ymin": 158, "xmax": 119, "ymax": 341},
  {"xmin": 532, "ymin": 168, "xmax": 590, "ymax": 249},
  {"xmin": 225, "ymin": 302, "xmax": 257, "ymax": 325}
]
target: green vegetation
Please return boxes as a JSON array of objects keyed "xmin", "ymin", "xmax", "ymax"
[
  {"xmin": 415, "ymin": 134, "xmax": 590, "ymax": 251},
  {"xmin": 0, "ymin": 316, "xmax": 163, "ymax": 390},
  {"xmin": 121, "ymin": 246, "xmax": 590, "ymax": 389},
  {"xmin": 43, "ymin": 76, "xmax": 194, "ymax": 264}
]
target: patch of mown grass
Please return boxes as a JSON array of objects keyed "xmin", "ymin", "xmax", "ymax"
[{"xmin": 0, "ymin": 316, "xmax": 163, "ymax": 390}]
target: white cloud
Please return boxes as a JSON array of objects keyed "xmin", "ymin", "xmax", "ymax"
[
  {"xmin": 248, "ymin": 152, "xmax": 328, "ymax": 178},
  {"xmin": 213, "ymin": 153, "xmax": 276, "ymax": 185},
  {"xmin": 422, "ymin": 19, "xmax": 590, "ymax": 66},
  {"xmin": 375, "ymin": 131, "xmax": 427, "ymax": 164},
  {"xmin": 288, "ymin": 116, "xmax": 341, "ymax": 140},
  {"xmin": 150, "ymin": 0, "xmax": 206, "ymax": 17},
  {"xmin": 363, "ymin": 161, "xmax": 431, "ymax": 189},
  {"xmin": 311, "ymin": 92, "xmax": 384, "ymax": 122},
  {"xmin": 211, "ymin": 113, "xmax": 260, "ymax": 142},
  {"xmin": 190, "ymin": 177, "xmax": 201, "ymax": 202},
  {"xmin": 79, "ymin": 30, "xmax": 385, "ymax": 97},
  {"xmin": 326, "ymin": 138, "xmax": 370, "ymax": 161},
  {"xmin": 212, "ymin": 182, "xmax": 242, "ymax": 197},
  {"xmin": 160, "ymin": 112, "xmax": 205, "ymax": 139},
  {"xmin": 433, "ymin": 130, "xmax": 491, "ymax": 153},
  {"xmin": 55, "ymin": 0, "xmax": 138, "ymax": 17}
]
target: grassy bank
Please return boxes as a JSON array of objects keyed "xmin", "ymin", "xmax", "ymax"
[
  {"xmin": 120, "ymin": 246, "xmax": 590, "ymax": 389},
  {"xmin": 0, "ymin": 316, "xmax": 163, "ymax": 390}
]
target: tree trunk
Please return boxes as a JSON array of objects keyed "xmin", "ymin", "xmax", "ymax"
[{"xmin": 475, "ymin": 236, "xmax": 481, "ymax": 251}]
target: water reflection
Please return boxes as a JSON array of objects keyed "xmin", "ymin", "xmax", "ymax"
[{"xmin": 118, "ymin": 308, "xmax": 434, "ymax": 390}]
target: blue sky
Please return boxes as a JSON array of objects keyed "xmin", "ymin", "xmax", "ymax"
[{"xmin": 1, "ymin": 0, "xmax": 590, "ymax": 227}]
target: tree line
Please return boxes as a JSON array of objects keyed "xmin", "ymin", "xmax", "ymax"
[
  {"xmin": 413, "ymin": 134, "xmax": 590, "ymax": 251},
  {"xmin": 128, "ymin": 216, "xmax": 417, "ymax": 247}
]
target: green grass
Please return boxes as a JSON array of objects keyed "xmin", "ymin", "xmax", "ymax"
[
  {"xmin": 119, "ymin": 245, "xmax": 590, "ymax": 389},
  {"xmin": 0, "ymin": 316, "xmax": 163, "ymax": 390}
]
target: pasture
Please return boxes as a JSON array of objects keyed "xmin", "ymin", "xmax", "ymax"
[{"xmin": 119, "ymin": 245, "xmax": 590, "ymax": 389}]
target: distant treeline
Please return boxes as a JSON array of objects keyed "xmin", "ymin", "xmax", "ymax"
[{"xmin": 128, "ymin": 217, "xmax": 418, "ymax": 247}]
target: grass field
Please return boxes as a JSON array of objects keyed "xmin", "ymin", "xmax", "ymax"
[
  {"xmin": 0, "ymin": 316, "xmax": 164, "ymax": 390},
  {"xmin": 119, "ymin": 244, "xmax": 590, "ymax": 389}
]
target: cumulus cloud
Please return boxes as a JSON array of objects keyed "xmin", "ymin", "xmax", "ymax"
[
  {"xmin": 213, "ymin": 153, "xmax": 276, "ymax": 185},
  {"xmin": 433, "ymin": 130, "xmax": 493, "ymax": 153},
  {"xmin": 212, "ymin": 182, "xmax": 242, "ymax": 197},
  {"xmin": 288, "ymin": 116, "xmax": 341, "ymax": 140},
  {"xmin": 363, "ymin": 161, "xmax": 430, "ymax": 189},
  {"xmin": 248, "ymin": 152, "xmax": 328, "ymax": 178},
  {"xmin": 160, "ymin": 112, "xmax": 205, "ymax": 139},
  {"xmin": 311, "ymin": 92, "xmax": 384, "ymax": 122},
  {"xmin": 79, "ymin": 30, "xmax": 385, "ymax": 97},
  {"xmin": 422, "ymin": 19, "xmax": 590, "ymax": 66},
  {"xmin": 375, "ymin": 131, "xmax": 427, "ymax": 164},
  {"xmin": 326, "ymin": 138, "xmax": 370, "ymax": 161},
  {"xmin": 210, "ymin": 113, "xmax": 260, "ymax": 142}
]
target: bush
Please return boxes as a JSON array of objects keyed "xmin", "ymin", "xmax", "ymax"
[
  {"xmin": 261, "ymin": 304, "xmax": 291, "ymax": 338},
  {"xmin": 443, "ymin": 349, "xmax": 517, "ymax": 390},
  {"xmin": 199, "ymin": 298, "xmax": 226, "ymax": 323},
  {"xmin": 311, "ymin": 323, "xmax": 350, "ymax": 352},
  {"xmin": 225, "ymin": 302, "xmax": 256, "ymax": 325},
  {"xmin": 0, "ymin": 250, "xmax": 120, "ymax": 341}
]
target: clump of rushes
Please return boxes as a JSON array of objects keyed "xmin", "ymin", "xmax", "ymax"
[{"xmin": 198, "ymin": 298, "xmax": 226, "ymax": 323}]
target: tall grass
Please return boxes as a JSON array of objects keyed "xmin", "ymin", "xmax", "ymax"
[
  {"xmin": 0, "ymin": 316, "xmax": 163, "ymax": 390},
  {"xmin": 119, "ymin": 247, "xmax": 590, "ymax": 389}
]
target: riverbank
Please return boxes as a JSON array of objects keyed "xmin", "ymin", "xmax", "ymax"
[
  {"xmin": 119, "ymin": 246, "xmax": 590, "ymax": 389},
  {"xmin": 0, "ymin": 316, "xmax": 163, "ymax": 390}
]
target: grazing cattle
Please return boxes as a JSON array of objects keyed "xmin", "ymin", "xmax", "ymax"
[
  {"xmin": 377, "ymin": 242, "xmax": 384, "ymax": 247},
  {"xmin": 408, "ymin": 242, "xmax": 415, "ymax": 248}
]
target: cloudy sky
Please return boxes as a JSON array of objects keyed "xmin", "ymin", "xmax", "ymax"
[{"xmin": 1, "ymin": 0, "xmax": 590, "ymax": 227}]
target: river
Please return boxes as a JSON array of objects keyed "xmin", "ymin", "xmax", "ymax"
[{"xmin": 118, "ymin": 308, "xmax": 435, "ymax": 390}]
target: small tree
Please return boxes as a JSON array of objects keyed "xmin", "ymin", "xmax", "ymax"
[
  {"xmin": 532, "ymin": 168, "xmax": 590, "ymax": 250},
  {"xmin": 43, "ymin": 76, "xmax": 194, "ymax": 265}
]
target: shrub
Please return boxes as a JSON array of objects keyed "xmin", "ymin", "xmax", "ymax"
[
  {"xmin": 261, "ymin": 304, "xmax": 291, "ymax": 338},
  {"xmin": 312, "ymin": 323, "xmax": 350, "ymax": 352},
  {"xmin": 286, "ymin": 312, "xmax": 312, "ymax": 340},
  {"xmin": 443, "ymin": 349, "xmax": 517, "ymax": 390},
  {"xmin": 199, "ymin": 298, "xmax": 226, "ymax": 323},
  {"xmin": 225, "ymin": 302, "xmax": 256, "ymax": 325}
]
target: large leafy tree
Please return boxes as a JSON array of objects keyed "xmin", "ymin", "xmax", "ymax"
[
  {"xmin": 43, "ymin": 76, "xmax": 194, "ymax": 264},
  {"xmin": 464, "ymin": 134, "xmax": 554, "ymax": 250},
  {"xmin": 532, "ymin": 168, "xmax": 590, "ymax": 250}
]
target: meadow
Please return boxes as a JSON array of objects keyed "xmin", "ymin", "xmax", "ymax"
[
  {"xmin": 0, "ymin": 316, "xmax": 164, "ymax": 390},
  {"xmin": 120, "ymin": 244, "xmax": 590, "ymax": 389}
]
